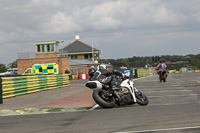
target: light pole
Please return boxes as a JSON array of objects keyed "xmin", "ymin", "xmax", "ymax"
[{"xmin": 60, "ymin": 41, "xmax": 64, "ymax": 56}]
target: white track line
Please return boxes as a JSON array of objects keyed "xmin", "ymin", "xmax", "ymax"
[
  {"xmin": 149, "ymin": 102, "xmax": 200, "ymax": 106},
  {"xmin": 115, "ymin": 126, "xmax": 200, "ymax": 133},
  {"xmin": 148, "ymin": 93, "xmax": 198, "ymax": 97},
  {"xmin": 144, "ymin": 90, "xmax": 193, "ymax": 93},
  {"xmin": 133, "ymin": 75, "xmax": 153, "ymax": 81}
]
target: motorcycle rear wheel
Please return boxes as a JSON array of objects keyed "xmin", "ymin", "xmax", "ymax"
[
  {"xmin": 163, "ymin": 75, "xmax": 166, "ymax": 82},
  {"xmin": 93, "ymin": 89, "xmax": 116, "ymax": 108},
  {"xmin": 135, "ymin": 91, "xmax": 149, "ymax": 106}
]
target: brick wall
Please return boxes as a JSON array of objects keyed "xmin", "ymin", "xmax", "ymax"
[
  {"xmin": 78, "ymin": 54, "xmax": 85, "ymax": 60},
  {"xmin": 70, "ymin": 66, "xmax": 90, "ymax": 75},
  {"xmin": 70, "ymin": 65, "xmax": 113, "ymax": 75},
  {"xmin": 59, "ymin": 57, "xmax": 70, "ymax": 74},
  {"xmin": 35, "ymin": 52, "xmax": 60, "ymax": 58},
  {"xmin": 77, "ymin": 54, "xmax": 99, "ymax": 61}
]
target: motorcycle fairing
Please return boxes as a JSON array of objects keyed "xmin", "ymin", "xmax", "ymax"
[
  {"xmin": 120, "ymin": 79, "xmax": 137, "ymax": 103},
  {"xmin": 121, "ymin": 93, "xmax": 134, "ymax": 103}
]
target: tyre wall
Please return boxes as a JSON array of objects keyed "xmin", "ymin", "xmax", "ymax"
[{"xmin": 0, "ymin": 74, "xmax": 69, "ymax": 103}]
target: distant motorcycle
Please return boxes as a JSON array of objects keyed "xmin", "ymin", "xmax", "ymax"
[
  {"xmin": 157, "ymin": 69, "xmax": 167, "ymax": 82},
  {"xmin": 85, "ymin": 75, "xmax": 149, "ymax": 108}
]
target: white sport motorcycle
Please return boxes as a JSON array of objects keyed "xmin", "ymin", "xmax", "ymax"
[{"xmin": 85, "ymin": 75, "xmax": 149, "ymax": 108}]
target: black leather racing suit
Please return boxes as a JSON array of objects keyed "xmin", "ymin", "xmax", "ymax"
[
  {"xmin": 88, "ymin": 68, "xmax": 96, "ymax": 81},
  {"xmin": 91, "ymin": 69, "xmax": 123, "ymax": 89}
]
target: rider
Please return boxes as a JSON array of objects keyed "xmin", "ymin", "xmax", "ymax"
[
  {"xmin": 156, "ymin": 60, "xmax": 167, "ymax": 79},
  {"xmin": 88, "ymin": 65, "xmax": 96, "ymax": 81},
  {"xmin": 91, "ymin": 64, "xmax": 126, "ymax": 90}
]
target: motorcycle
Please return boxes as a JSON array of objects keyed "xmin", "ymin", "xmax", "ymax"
[
  {"xmin": 157, "ymin": 69, "xmax": 167, "ymax": 82},
  {"xmin": 85, "ymin": 75, "xmax": 149, "ymax": 108}
]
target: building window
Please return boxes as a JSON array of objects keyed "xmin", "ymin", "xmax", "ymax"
[
  {"xmin": 84, "ymin": 54, "xmax": 88, "ymax": 59},
  {"xmin": 47, "ymin": 67, "xmax": 53, "ymax": 69},
  {"xmin": 70, "ymin": 55, "xmax": 78, "ymax": 60},
  {"xmin": 89, "ymin": 53, "xmax": 92, "ymax": 59},
  {"xmin": 39, "ymin": 67, "xmax": 42, "ymax": 72},
  {"xmin": 84, "ymin": 54, "xmax": 92, "ymax": 59},
  {"xmin": 37, "ymin": 45, "xmax": 40, "ymax": 52},
  {"xmin": 50, "ymin": 44, "xmax": 54, "ymax": 52},
  {"xmin": 47, "ymin": 44, "xmax": 50, "ymax": 52},
  {"xmin": 41, "ymin": 45, "xmax": 45, "ymax": 52}
]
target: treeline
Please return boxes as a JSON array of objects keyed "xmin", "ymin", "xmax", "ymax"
[
  {"xmin": 1, "ymin": 53, "xmax": 200, "ymax": 73},
  {"xmin": 101, "ymin": 53, "xmax": 200, "ymax": 70},
  {"xmin": 0, "ymin": 61, "xmax": 17, "ymax": 73}
]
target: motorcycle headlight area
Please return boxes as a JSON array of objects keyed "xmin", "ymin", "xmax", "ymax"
[{"xmin": 121, "ymin": 87, "xmax": 129, "ymax": 94}]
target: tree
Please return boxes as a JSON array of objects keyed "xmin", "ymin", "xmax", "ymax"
[
  {"xmin": 190, "ymin": 58, "xmax": 200, "ymax": 69},
  {"xmin": 0, "ymin": 64, "xmax": 7, "ymax": 73},
  {"xmin": 7, "ymin": 60, "xmax": 17, "ymax": 68},
  {"xmin": 100, "ymin": 53, "xmax": 200, "ymax": 70},
  {"xmin": 98, "ymin": 59, "xmax": 103, "ymax": 64},
  {"xmin": 120, "ymin": 58, "xmax": 129, "ymax": 68}
]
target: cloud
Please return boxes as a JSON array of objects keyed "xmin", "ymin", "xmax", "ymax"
[
  {"xmin": 0, "ymin": 0, "xmax": 200, "ymax": 64},
  {"xmin": 42, "ymin": 12, "xmax": 82, "ymax": 34}
]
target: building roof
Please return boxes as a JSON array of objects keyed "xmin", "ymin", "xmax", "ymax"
[
  {"xmin": 70, "ymin": 60, "xmax": 99, "ymax": 66},
  {"xmin": 63, "ymin": 40, "xmax": 100, "ymax": 53},
  {"xmin": 70, "ymin": 60, "xmax": 113, "ymax": 67},
  {"xmin": 35, "ymin": 41, "xmax": 59, "ymax": 45}
]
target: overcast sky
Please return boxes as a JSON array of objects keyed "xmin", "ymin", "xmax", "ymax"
[{"xmin": 1, "ymin": 0, "xmax": 200, "ymax": 64}]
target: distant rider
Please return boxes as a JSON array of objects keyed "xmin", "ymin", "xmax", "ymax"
[{"xmin": 156, "ymin": 60, "xmax": 167, "ymax": 79}]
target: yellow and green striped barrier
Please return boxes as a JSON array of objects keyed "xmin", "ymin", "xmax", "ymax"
[
  {"xmin": 72, "ymin": 75, "xmax": 78, "ymax": 80},
  {"xmin": 137, "ymin": 69, "xmax": 150, "ymax": 77},
  {"xmin": 0, "ymin": 74, "xmax": 69, "ymax": 99},
  {"xmin": 169, "ymin": 70, "xmax": 200, "ymax": 74}
]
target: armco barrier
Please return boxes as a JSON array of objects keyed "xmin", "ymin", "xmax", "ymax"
[{"xmin": 0, "ymin": 74, "xmax": 69, "ymax": 102}]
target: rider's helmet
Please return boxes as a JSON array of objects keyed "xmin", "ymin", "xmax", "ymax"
[
  {"xmin": 159, "ymin": 60, "xmax": 164, "ymax": 63},
  {"xmin": 98, "ymin": 64, "xmax": 107, "ymax": 70}
]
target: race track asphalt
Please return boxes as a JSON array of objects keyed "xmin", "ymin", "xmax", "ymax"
[{"xmin": 0, "ymin": 79, "xmax": 96, "ymax": 115}]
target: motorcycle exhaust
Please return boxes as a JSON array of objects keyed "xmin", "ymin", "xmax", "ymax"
[
  {"xmin": 113, "ymin": 91, "xmax": 121, "ymax": 101},
  {"xmin": 85, "ymin": 81, "xmax": 102, "ymax": 89}
]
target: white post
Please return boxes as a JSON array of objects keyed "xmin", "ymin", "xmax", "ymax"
[
  {"xmin": 92, "ymin": 43, "xmax": 94, "ymax": 62},
  {"xmin": 61, "ymin": 41, "xmax": 64, "ymax": 55}
]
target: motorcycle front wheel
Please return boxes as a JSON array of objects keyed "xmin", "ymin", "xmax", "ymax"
[
  {"xmin": 135, "ymin": 91, "xmax": 149, "ymax": 106},
  {"xmin": 93, "ymin": 89, "xmax": 116, "ymax": 108}
]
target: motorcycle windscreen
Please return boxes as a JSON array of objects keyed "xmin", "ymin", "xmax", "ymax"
[
  {"xmin": 91, "ymin": 71, "xmax": 101, "ymax": 80},
  {"xmin": 100, "ymin": 76, "xmax": 112, "ymax": 85}
]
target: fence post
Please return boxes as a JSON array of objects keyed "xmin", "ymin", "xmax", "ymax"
[
  {"xmin": 0, "ymin": 77, "xmax": 3, "ymax": 104},
  {"xmin": 134, "ymin": 69, "xmax": 138, "ymax": 78}
]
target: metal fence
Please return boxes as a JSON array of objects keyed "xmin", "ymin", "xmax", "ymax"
[
  {"xmin": 18, "ymin": 50, "xmax": 68, "ymax": 59},
  {"xmin": 17, "ymin": 52, "xmax": 36, "ymax": 59}
]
